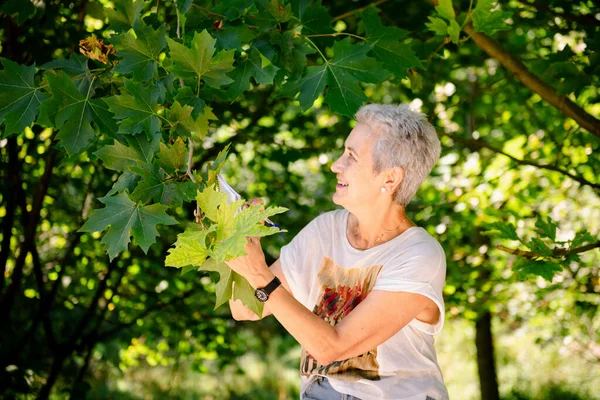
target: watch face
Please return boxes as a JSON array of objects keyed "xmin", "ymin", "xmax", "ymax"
[{"xmin": 255, "ymin": 289, "xmax": 268, "ymax": 302}]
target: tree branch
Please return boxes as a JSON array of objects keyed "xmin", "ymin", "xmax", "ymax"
[
  {"xmin": 497, "ymin": 240, "xmax": 600, "ymax": 259},
  {"xmin": 461, "ymin": 23, "xmax": 600, "ymax": 138},
  {"xmin": 426, "ymin": 0, "xmax": 600, "ymax": 138},
  {"xmin": 0, "ymin": 137, "xmax": 19, "ymax": 291},
  {"xmin": 0, "ymin": 131, "xmax": 60, "ymax": 325},
  {"xmin": 441, "ymin": 132, "xmax": 600, "ymax": 192}
]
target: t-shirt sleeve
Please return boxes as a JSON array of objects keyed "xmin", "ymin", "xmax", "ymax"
[
  {"xmin": 372, "ymin": 238, "xmax": 447, "ymax": 335},
  {"xmin": 279, "ymin": 214, "xmax": 328, "ymax": 308}
]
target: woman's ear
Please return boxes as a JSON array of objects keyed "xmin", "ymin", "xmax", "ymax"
[{"xmin": 387, "ymin": 166, "xmax": 404, "ymax": 193}]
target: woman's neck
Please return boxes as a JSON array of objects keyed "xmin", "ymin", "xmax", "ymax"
[{"xmin": 347, "ymin": 203, "xmax": 413, "ymax": 249}]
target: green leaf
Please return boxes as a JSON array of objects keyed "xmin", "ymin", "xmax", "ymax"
[
  {"xmin": 448, "ymin": 20, "xmax": 461, "ymax": 44},
  {"xmin": 296, "ymin": 0, "xmax": 333, "ymax": 37},
  {"xmin": 165, "ymin": 225, "xmax": 215, "ymax": 269},
  {"xmin": 202, "ymin": 143, "xmax": 231, "ymax": 188},
  {"xmin": 78, "ymin": 192, "xmax": 178, "ymax": 261},
  {"xmin": 166, "ymin": 30, "xmax": 236, "ymax": 91},
  {"xmin": 157, "ymin": 137, "xmax": 188, "ymax": 174},
  {"xmin": 173, "ymin": 86, "xmax": 206, "ymax": 120},
  {"xmin": 527, "ymin": 237, "xmax": 553, "ymax": 257},
  {"xmin": 472, "ymin": 0, "xmax": 512, "ymax": 36},
  {"xmin": 94, "ymin": 140, "xmax": 148, "ymax": 171},
  {"xmin": 425, "ymin": 16, "xmax": 449, "ymax": 36},
  {"xmin": 107, "ymin": 170, "xmax": 140, "ymax": 196},
  {"xmin": 435, "ymin": 0, "xmax": 455, "ymax": 21},
  {"xmin": 254, "ymin": 0, "xmax": 292, "ymax": 29},
  {"xmin": 130, "ymin": 162, "xmax": 193, "ymax": 208},
  {"xmin": 534, "ymin": 215, "xmax": 557, "ymax": 241},
  {"xmin": 513, "ymin": 259, "xmax": 562, "ymax": 282},
  {"xmin": 105, "ymin": 0, "xmax": 144, "ymax": 32},
  {"xmin": 570, "ymin": 229, "xmax": 597, "ymax": 250},
  {"xmin": 214, "ymin": 23, "xmax": 255, "ymax": 51},
  {"xmin": 105, "ymin": 79, "xmax": 162, "ymax": 138},
  {"xmin": 0, "ymin": 60, "xmax": 48, "ymax": 137},
  {"xmin": 481, "ymin": 221, "xmax": 520, "ymax": 241},
  {"xmin": 166, "ymin": 101, "xmax": 217, "ymax": 141},
  {"xmin": 360, "ymin": 7, "xmax": 422, "ymax": 78},
  {"xmin": 112, "ymin": 23, "xmax": 167, "ymax": 80},
  {"xmin": 37, "ymin": 71, "xmax": 114, "ymax": 156},
  {"xmin": 212, "ymin": 0, "xmax": 255, "ymax": 21},
  {"xmin": 40, "ymin": 53, "xmax": 93, "ymax": 93},
  {"xmin": 281, "ymin": 38, "xmax": 390, "ymax": 116},
  {"xmin": 279, "ymin": 64, "xmax": 327, "ymax": 111},
  {"xmin": 224, "ymin": 49, "xmax": 279, "ymax": 100},
  {"xmin": 263, "ymin": 31, "xmax": 315, "ymax": 80}
]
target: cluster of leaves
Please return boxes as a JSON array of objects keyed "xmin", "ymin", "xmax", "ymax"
[
  {"xmin": 481, "ymin": 216, "xmax": 598, "ymax": 281},
  {"xmin": 426, "ymin": 0, "xmax": 512, "ymax": 43},
  {"xmin": 0, "ymin": 0, "xmax": 432, "ymax": 311},
  {"xmin": 165, "ymin": 183, "xmax": 287, "ymax": 317}
]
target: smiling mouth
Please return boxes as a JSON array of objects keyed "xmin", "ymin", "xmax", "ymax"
[{"xmin": 336, "ymin": 182, "xmax": 349, "ymax": 188}]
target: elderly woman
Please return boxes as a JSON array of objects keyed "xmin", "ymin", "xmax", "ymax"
[{"xmin": 227, "ymin": 104, "xmax": 448, "ymax": 400}]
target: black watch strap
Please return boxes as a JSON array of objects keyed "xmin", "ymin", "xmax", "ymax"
[{"xmin": 255, "ymin": 276, "xmax": 281, "ymax": 302}]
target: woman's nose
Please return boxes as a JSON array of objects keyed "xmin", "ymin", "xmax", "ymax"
[{"xmin": 330, "ymin": 157, "xmax": 342, "ymax": 173}]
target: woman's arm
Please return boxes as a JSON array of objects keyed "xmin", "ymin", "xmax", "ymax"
[{"xmin": 228, "ymin": 258, "xmax": 292, "ymax": 321}]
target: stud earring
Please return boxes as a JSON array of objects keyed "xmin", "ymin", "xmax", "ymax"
[{"xmin": 381, "ymin": 187, "xmax": 386, "ymax": 192}]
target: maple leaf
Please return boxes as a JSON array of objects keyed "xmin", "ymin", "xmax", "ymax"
[
  {"xmin": 173, "ymin": 86, "xmax": 207, "ymax": 120},
  {"xmin": 224, "ymin": 48, "xmax": 279, "ymax": 100},
  {"xmin": 106, "ymin": 0, "xmax": 144, "ymax": 32},
  {"xmin": 37, "ymin": 71, "xmax": 114, "ymax": 156},
  {"xmin": 280, "ymin": 38, "xmax": 390, "ymax": 117},
  {"xmin": 130, "ymin": 162, "xmax": 196, "ymax": 207},
  {"xmin": 360, "ymin": 7, "xmax": 422, "ymax": 78},
  {"xmin": 78, "ymin": 192, "xmax": 178, "ymax": 261},
  {"xmin": 112, "ymin": 23, "xmax": 167, "ymax": 81},
  {"xmin": 513, "ymin": 259, "xmax": 562, "ymax": 282},
  {"xmin": 104, "ymin": 79, "xmax": 162, "ymax": 138},
  {"xmin": 165, "ymin": 225, "xmax": 215, "ymax": 269},
  {"xmin": 94, "ymin": 132, "xmax": 160, "ymax": 171},
  {"xmin": 293, "ymin": 0, "xmax": 334, "ymax": 45},
  {"xmin": 0, "ymin": 60, "xmax": 48, "ymax": 137},
  {"xmin": 472, "ymin": 0, "xmax": 513, "ymax": 36},
  {"xmin": 166, "ymin": 30, "xmax": 236, "ymax": 93},
  {"xmin": 166, "ymin": 100, "xmax": 217, "ymax": 141},
  {"xmin": 214, "ymin": 23, "xmax": 256, "ymax": 51},
  {"xmin": 40, "ymin": 53, "xmax": 94, "ymax": 94},
  {"xmin": 157, "ymin": 137, "xmax": 188, "ymax": 174}
]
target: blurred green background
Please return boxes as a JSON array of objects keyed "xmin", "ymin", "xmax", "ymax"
[{"xmin": 0, "ymin": 0, "xmax": 599, "ymax": 399}]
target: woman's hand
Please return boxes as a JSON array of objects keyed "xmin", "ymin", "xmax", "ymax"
[{"xmin": 224, "ymin": 199, "xmax": 272, "ymax": 288}]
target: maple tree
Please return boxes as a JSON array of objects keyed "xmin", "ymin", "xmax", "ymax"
[{"xmin": 1, "ymin": 0, "xmax": 599, "ymax": 398}]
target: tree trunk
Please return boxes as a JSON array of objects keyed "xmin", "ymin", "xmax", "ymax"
[{"xmin": 475, "ymin": 311, "xmax": 500, "ymax": 400}]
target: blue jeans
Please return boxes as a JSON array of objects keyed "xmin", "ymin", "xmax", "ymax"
[{"xmin": 301, "ymin": 376, "xmax": 362, "ymax": 400}]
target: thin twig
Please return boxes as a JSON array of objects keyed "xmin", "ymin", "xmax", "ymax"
[
  {"xmin": 332, "ymin": 0, "xmax": 389, "ymax": 22},
  {"xmin": 497, "ymin": 240, "xmax": 600, "ymax": 259}
]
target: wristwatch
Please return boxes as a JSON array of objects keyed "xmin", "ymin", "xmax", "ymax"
[{"xmin": 254, "ymin": 276, "xmax": 281, "ymax": 302}]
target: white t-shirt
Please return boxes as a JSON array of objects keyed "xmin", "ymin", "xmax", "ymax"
[{"xmin": 279, "ymin": 209, "xmax": 449, "ymax": 400}]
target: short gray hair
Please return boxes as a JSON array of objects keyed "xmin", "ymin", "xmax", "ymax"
[{"xmin": 355, "ymin": 104, "xmax": 441, "ymax": 207}]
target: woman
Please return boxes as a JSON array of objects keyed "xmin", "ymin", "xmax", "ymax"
[{"xmin": 227, "ymin": 104, "xmax": 448, "ymax": 400}]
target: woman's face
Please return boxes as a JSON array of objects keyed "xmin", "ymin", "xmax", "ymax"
[{"xmin": 330, "ymin": 123, "xmax": 382, "ymax": 211}]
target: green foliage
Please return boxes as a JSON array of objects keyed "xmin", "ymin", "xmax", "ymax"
[
  {"xmin": 1, "ymin": 0, "xmax": 599, "ymax": 398},
  {"xmin": 513, "ymin": 259, "xmax": 563, "ymax": 282},
  {"xmin": 166, "ymin": 183, "xmax": 287, "ymax": 315},
  {"xmin": 0, "ymin": 60, "xmax": 47, "ymax": 136},
  {"xmin": 78, "ymin": 192, "xmax": 178, "ymax": 261},
  {"xmin": 471, "ymin": 0, "xmax": 513, "ymax": 36}
]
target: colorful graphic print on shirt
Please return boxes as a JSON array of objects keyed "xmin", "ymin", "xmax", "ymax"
[{"xmin": 300, "ymin": 256, "xmax": 383, "ymax": 382}]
